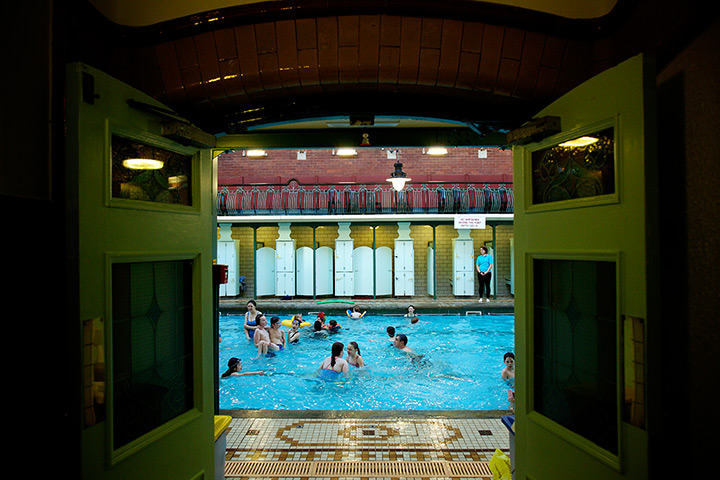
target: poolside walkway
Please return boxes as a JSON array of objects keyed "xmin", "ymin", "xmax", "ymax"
[
  {"xmin": 220, "ymin": 410, "xmax": 513, "ymax": 480},
  {"xmin": 219, "ymin": 295, "xmax": 514, "ymax": 316},
  {"xmin": 219, "ymin": 295, "xmax": 515, "ymax": 479}
]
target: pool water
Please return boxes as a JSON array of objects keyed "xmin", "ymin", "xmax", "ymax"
[{"xmin": 218, "ymin": 313, "xmax": 515, "ymax": 411}]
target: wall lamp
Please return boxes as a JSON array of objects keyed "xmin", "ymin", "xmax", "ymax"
[
  {"xmin": 245, "ymin": 149, "xmax": 267, "ymax": 157},
  {"xmin": 122, "ymin": 158, "xmax": 164, "ymax": 170},
  {"xmin": 333, "ymin": 148, "xmax": 358, "ymax": 156},
  {"xmin": 423, "ymin": 147, "xmax": 448, "ymax": 155}
]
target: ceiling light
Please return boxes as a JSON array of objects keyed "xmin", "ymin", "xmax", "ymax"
[
  {"xmin": 425, "ymin": 147, "xmax": 448, "ymax": 155},
  {"xmin": 559, "ymin": 136, "xmax": 599, "ymax": 147},
  {"xmin": 122, "ymin": 158, "xmax": 164, "ymax": 170}
]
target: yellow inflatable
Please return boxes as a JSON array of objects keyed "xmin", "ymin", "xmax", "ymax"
[
  {"xmin": 281, "ymin": 316, "xmax": 310, "ymax": 328},
  {"xmin": 489, "ymin": 449, "xmax": 511, "ymax": 480}
]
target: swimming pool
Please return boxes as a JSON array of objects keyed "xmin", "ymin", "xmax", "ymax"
[{"xmin": 218, "ymin": 313, "xmax": 514, "ymax": 411}]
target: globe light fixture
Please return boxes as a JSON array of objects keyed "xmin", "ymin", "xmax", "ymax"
[{"xmin": 386, "ymin": 160, "xmax": 411, "ymax": 191}]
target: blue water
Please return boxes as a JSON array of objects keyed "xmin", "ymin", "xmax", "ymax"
[{"xmin": 219, "ymin": 313, "xmax": 515, "ymax": 411}]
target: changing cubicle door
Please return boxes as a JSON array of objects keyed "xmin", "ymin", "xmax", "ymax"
[
  {"xmin": 295, "ymin": 246, "xmax": 314, "ymax": 296},
  {"xmin": 427, "ymin": 246, "xmax": 435, "ymax": 295},
  {"xmin": 275, "ymin": 240, "xmax": 295, "ymax": 296},
  {"xmin": 353, "ymin": 246, "xmax": 373, "ymax": 296},
  {"xmin": 452, "ymin": 238, "xmax": 475, "ymax": 296},
  {"xmin": 255, "ymin": 247, "xmax": 276, "ymax": 296},
  {"xmin": 217, "ymin": 241, "xmax": 239, "ymax": 296},
  {"xmin": 315, "ymin": 246, "xmax": 334, "ymax": 296},
  {"xmin": 394, "ymin": 240, "xmax": 414, "ymax": 296},
  {"xmin": 335, "ymin": 239, "xmax": 353, "ymax": 296},
  {"xmin": 375, "ymin": 246, "xmax": 393, "ymax": 296}
]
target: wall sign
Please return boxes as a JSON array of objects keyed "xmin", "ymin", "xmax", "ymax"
[{"xmin": 454, "ymin": 215, "xmax": 487, "ymax": 229}]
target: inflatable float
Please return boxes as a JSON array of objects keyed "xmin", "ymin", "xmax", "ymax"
[
  {"xmin": 281, "ymin": 315, "xmax": 311, "ymax": 328},
  {"xmin": 317, "ymin": 300, "xmax": 354, "ymax": 304}
]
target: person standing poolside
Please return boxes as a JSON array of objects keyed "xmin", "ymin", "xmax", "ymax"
[
  {"xmin": 319, "ymin": 342, "xmax": 349, "ymax": 374},
  {"xmin": 221, "ymin": 357, "xmax": 265, "ymax": 377},
  {"xmin": 254, "ymin": 315, "xmax": 279, "ymax": 358},
  {"xmin": 346, "ymin": 341, "xmax": 365, "ymax": 368},
  {"xmin": 476, "ymin": 245, "xmax": 493, "ymax": 302},
  {"xmin": 269, "ymin": 316, "xmax": 286, "ymax": 351},
  {"xmin": 244, "ymin": 300, "xmax": 262, "ymax": 339}
]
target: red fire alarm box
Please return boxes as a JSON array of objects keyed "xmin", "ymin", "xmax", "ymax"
[{"xmin": 213, "ymin": 264, "xmax": 228, "ymax": 285}]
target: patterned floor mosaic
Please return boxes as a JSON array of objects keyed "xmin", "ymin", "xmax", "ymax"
[{"xmin": 223, "ymin": 414, "xmax": 511, "ymax": 479}]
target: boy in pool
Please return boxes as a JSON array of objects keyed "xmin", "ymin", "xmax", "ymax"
[
  {"xmin": 501, "ymin": 352, "xmax": 515, "ymax": 380},
  {"xmin": 288, "ymin": 318, "xmax": 301, "ymax": 343},
  {"xmin": 269, "ymin": 316, "xmax": 286, "ymax": 351},
  {"xmin": 254, "ymin": 315, "xmax": 279, "ymax": 358},
  {"xmin": 327, "ymin": 319, "xmax": 341, "ymax": 333},
  {"xmin": 386, "ymin": 326, "xmax": 396, "ymax": 343}
]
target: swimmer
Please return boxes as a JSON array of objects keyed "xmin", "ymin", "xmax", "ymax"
[
  {"xmin": 254, "ymin": 315, "xmax": 279, "ymax": 358},
  {"xmin": 405, "ymin": 305, "xmax": 419, "ymax": 324},
  {"xmin": 327, "ymin": 319, "xmax": 341, "ymax": 333},
  {"xmin": 386, "ymin": 326, "xmax": 396, "ymax": 343},
  {"xmin": 393, "ymin": 333, "xmax": 413, "ymax": 353},
  {"xmin": 269, "ymin": 316, "xmax": 286, "ymax": 351},
  {"xmin": 501, "ymin": 352, "xmax": 515, "ymax": 380},
  {"xmin": 288, "ymin": 318, "xmax": 301, "ymax": 343},
  {"xmin": 346, "ymin": 341, "xmax": 365, "ymax": 368},
  {"xmin": 244, "ymin": 299, "xmax": 262, "ymax": 340},
  {"xmin": 348, "ymin": 305, "xmax": 366, "ymax": 318},
  {"xmin": 318, "ymin": 342, "xmax": 349, "ymax": 374},
  {"xmin": 221, "ymin": 357, "xmax": 265, "ymax": 377}
]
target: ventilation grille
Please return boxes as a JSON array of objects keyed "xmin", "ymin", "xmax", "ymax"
[{"xmin": 225, "ymin": 460, "xmax": 492, "ymax": 478}]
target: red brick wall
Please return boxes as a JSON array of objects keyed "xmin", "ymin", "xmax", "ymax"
[{"xmin": 218, "ymin": 146, "xmax": 512, "ymax": 185}]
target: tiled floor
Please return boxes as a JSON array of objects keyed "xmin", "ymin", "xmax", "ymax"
[{"xmin": 221, "ymin": 410, "xmax": 512, "ymax": 479}]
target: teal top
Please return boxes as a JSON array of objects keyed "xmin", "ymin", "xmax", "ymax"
[{"xmin": 476, "ymin": 254, "xmax": 493, "ymax": 272}]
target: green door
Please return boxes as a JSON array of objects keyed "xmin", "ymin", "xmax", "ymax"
[
  {"xmin": 513, "ymin": 54, "xmax": 655, "ymax": 479},
  {"xmin": 68, "ymin": 63, "xmax": 216, "ymax": 480}
]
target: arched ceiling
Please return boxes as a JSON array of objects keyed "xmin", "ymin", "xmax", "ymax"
[{"xmin": 67, "ymin": 0, "xmax": 709, "ymax": 145}]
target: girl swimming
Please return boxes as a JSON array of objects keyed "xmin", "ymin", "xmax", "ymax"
[{"xmin": 346, "ymin": 341, "xmax": 365, "ymax": 368}]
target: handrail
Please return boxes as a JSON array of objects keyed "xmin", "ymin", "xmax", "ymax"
[{"xmin": 217, "ymin": 180, "xmax": 513, "ymax": 216}]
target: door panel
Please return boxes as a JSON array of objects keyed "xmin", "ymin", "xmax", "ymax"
[
  {"xmin": 69, "ymin": 63, "xmax": 215, "ymax": 480},
  {"xmin": 513, "ymin": 54, "xmax": 654, "ymax": 480}
]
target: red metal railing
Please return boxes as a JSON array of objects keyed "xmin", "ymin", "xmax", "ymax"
[{"xmin": 218, "ymin": 180, "xmax": 513, "ymax": 216}]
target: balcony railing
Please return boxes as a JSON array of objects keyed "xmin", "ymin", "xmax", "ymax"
[{"xmin": 217, "ymin": 180, "xmax": 513, "ymax": 216}]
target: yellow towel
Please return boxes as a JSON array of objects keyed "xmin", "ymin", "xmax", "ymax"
[{"xmin": 489, "ymin": 448, "xmax": 512, "ymax": 480}]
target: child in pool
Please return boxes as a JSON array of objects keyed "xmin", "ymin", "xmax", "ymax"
[
  {"xmin": 254, "ymin": 315, "xmax": 279, "ymax": 358},
  {"xmin": 346, "ymin": 341, "xmax": 365, "ymax": 367},
  {"xmin": 348, "ymin": 305, "xmax": 366, "ymax": 318},
  {"xmin": 288, "ymin": 318, "xmax": 301, "ymax": 343},
  {"xmin": 386, "ymin": 326, "xmax": 396, "ymax": 343},
  {"xmin": 327, "ymin": 319, "xmax": 341, "ymax": 333},
  {"xmin": 405, "ymin": 305, "xmax": 419, "ymax": 324},
  {"xmin": 501, "ymin": 352, "xmax": 515, "ymax": 381},
  {"xmin": 318, "ymin": 342, "xmax": 349, "ymax": 374},
  {"xmin": 502, "ymin": 352, "xmax": 515, "ymax": 411},
  {"xmin": 221, "ymin": 357, "xmax": 265, "ymax": 377},
  {"xmin": 269, "ymin": 316, "xmax": 286, "ymax": 351}
]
